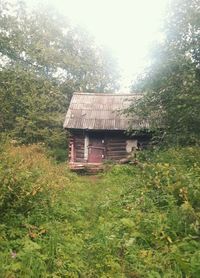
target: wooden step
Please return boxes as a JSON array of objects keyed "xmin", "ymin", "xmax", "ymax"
[{"xmin": 68, "ymin": 163, "xmax": 104, "ymax": 174}]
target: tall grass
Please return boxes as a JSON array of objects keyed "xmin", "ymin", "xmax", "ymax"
[{"xmin": 0, "ymin": 144, "xmax": 200, "ymax": 277}]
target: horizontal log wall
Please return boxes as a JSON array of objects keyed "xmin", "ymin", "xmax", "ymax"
[
  {"xmin": 68, "ymin": 135, "xmax": 74, "ymax": 162},
  {"xmin": 75, "ymin": 134, "xmax": 85, "ymax": 162},
  {"xmin": 69, "ymin": 131, "xmax": 85, "ymax": 163},
  {"xmin": 105, "ymin": 135, "xmax": 127, "ymax": 161},
  {"xmin": 68, "ymin": 130, "xmax": 151, "ymax": 163}
]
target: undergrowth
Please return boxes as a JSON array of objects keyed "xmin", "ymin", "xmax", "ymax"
[{"xmin": 0, "ymin": 144, "xmax": 200, "ymax": 277}]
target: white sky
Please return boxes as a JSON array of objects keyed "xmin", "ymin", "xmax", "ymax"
[{"xmin": 31, "ymin": 0, "xmax": 169, "ymax": 90}]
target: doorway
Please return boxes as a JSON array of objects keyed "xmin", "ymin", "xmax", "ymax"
[{"xmin": 88, "ymin": 137, "xmax": 105, "ymax": 163}]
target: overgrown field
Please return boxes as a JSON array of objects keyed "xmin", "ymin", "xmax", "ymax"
[{"xmin": 0, "ymin": 144, "xmax": 200, "ymax": 277}]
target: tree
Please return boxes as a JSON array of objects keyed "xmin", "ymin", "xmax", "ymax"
[
  {"xmin": 0, "ymin": 0, "xmax": 119, "ymax": 90},
  {"xmin": 0, "ymin": 0, "xmax": 119, "ymax": 159},
  {"xmin": 130, "ymin": 0, "xmax": 200, "ymax": 145}
]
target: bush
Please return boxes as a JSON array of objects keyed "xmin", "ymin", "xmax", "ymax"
[{"xmin": 0, "ymin": 144, "xmax": 71, "ymax": 215}]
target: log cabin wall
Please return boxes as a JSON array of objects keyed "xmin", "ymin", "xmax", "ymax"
[
  {"xmin": 105, "ymin": 134, "xmax": 127, "ymax": 161},
  {"xmin": 75, "ymin": 135, "xmax": 85, "ymax": 162},
  {"xmin": 84, "ymin": 131, "xmax": 128, "ymax": 162},
  {"xmin": 104, "ymin": 132, "xmax": 151, "ymax": 161},
  {"xmin": 69, "ymin": 131, "xmax": 85, "ymax": 163},
  {"xmin": 68, "ymin": 134, "xmax": 74, "ymax": 162},
  {"xmin": 69, "ymin": 130, "xmax": 151, "ymax": 163}
]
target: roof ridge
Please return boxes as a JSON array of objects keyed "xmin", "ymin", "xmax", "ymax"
[{"xmin": 73, "ymin": 92, "xmax": 142, "ymax": 96}]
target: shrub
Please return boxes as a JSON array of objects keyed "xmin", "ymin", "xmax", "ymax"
[{"xmin": 0, "ymin": 144, "xmax": 71, "ymax": 216}]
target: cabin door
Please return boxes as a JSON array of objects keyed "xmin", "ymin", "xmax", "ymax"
[{"xmin": 88, "ymin": 137, "xmax": 104, "ymax": 163}]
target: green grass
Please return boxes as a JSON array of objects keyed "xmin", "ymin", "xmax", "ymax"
[{"xmin": 0, "ymin": 144, "xmax": 200, "ymax": 277}]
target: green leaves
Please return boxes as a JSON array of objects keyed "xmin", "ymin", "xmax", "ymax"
[
  {"xmin": 0, "ymin": 0, "xmax": 119, "ymax": 159},
  {"xmin": 131, "ymin": 0, "xmax": 200, "ymax": 145}
]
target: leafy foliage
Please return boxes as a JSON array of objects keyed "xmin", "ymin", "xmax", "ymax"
[
  {"xmin": 0, "ymin": 144, "xmax": 200, "ymax": 277},
  {"xmin": 0, "ymin": 0, "xmax": 119, "ymax": 159},
  {"xmin": 130, "ymin": 0, "xmax": 200, "ymax": 145}
]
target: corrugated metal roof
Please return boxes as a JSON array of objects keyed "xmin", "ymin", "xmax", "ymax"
[{"xmin": 63, "ymin": 92, "xmax": 148, "ymax": 130}]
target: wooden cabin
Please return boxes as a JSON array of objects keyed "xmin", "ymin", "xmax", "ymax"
[{"xmin": 63, "ymin": 92, "xmax": 150, "ymax": 168}]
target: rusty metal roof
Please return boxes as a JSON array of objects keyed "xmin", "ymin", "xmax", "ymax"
[{"xmin": 63, "ymin": 92, "xmax": 148, "ymax": 131}]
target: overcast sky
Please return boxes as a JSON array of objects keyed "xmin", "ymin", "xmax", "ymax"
[{"xmin": 27, "ymin": 0, "xmax": 169, "ymax": 90}]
